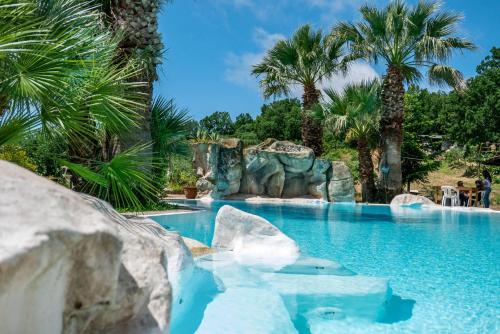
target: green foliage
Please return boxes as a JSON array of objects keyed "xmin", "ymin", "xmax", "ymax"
[
  {"xmin": 233, "ymin": 113, "xmax": 255, "ymax": 135},
  {"xmin": 167, "ymin": 155, "xmax": 197, "ymax": 192},
  {"xmin": 252, "ymin": 24, "xmax": 344, "ymax": 98},
  {"xmin": 21, "ymin": 131, "xmax": 68, "ymax": 177},
  {"xmin": 0, "ymin": 0, "xmax": 146, "ymax": 148},
  {"xmin": 321, "ymin": 145, "xmax": 360, "ymax": 183},
  {"xmin": 444, "ymin": 53, "xmax": 500, "ymax": 145},
  {"xmin": 62, "ymin": 144, "xmax": 158, "ymax": 210},
  {"xmin": 401, "ymin": 133, "xmax": 440, "ymax": 190},
  {"xmin": 0, "ymin": 145, "xmax": 37, "ymax": 171},
  {"xmin": 191, "ymin": 128, "xmax": 221, "ymax": 143},
  {"xmin": 444, "ymin": 147, "xmax": 466, "ymax": 169},
  {"xmin": 254, "ymin": 99, "xmax": 302, "ymax": 142},
  {"xmin": 403, "ymin": 48, "xmax": 500, "ymax": 146},
  {"xmin": 199, "ymin": 111, "xmax": 234, "ymax": 135},
  {"xmin": 321, "ymin": 80, "xmax": 380, "ymax": 143},
  {"xmin": 477, "ymin": 47, "xmax": 500, "ymax": 74},
  {"xmin": 150, "ymin": 96, "xmax": 191, "ymax": 187}
]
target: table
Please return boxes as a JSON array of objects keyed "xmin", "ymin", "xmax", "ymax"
[{"xmin": 433, "ymin": 186, "xmax": 479, "ymax": 207}]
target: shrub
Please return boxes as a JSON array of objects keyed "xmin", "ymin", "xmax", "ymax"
[{"xmin": 0, "ymin": 145, "xmax": 37, "ymax": 171}]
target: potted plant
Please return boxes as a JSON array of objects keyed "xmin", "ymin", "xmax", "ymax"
[{"xmin": 178, "ymin": 169, "xmax": 198, "ymax": 199}]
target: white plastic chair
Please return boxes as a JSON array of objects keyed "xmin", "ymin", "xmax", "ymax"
[{"xmin": 441, "ymin": 186, "xmax": 459, "ymax": 207}]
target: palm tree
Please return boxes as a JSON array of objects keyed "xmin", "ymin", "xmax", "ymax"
[
  {"xmin": 322, "ymin": 81, "xmax": 380, "ymax": 202},
  {"xmin": 0, "ymin": 0, "xmax": 157, "ymax": 209},
  {"xmin": 333, "ymin": 0, "xmax": 475, "ymax": 199},
  {"xmin": 252, "ymin": 24, "xmax": 344, "ymax": 156},
  {"xmin": 98, "ymin": 0, "xmax": 166, "ymax": 149}
]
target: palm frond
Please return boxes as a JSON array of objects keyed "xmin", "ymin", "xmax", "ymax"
[
  {"xmin": 63, "ymin": 144, "xmax": 158, "ymax": 209},
  {"xmin": 0, "ymin": 108, "xmax": 39, "ymax": 146},
  {"xmin": 428, "ymin": 64, "xmax": 465, "ymax": 90},
  {"xmin": 151, "ymin": 96, "xmax": 191, "ymax": 159}
]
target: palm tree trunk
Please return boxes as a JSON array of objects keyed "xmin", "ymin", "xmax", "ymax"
[
  {"xmin": 358, "ymin": 139, "xmax": 376, "ymax": 202},
  {"xmin": 105, "ymin": 0, "xmax": 163, "ymax": 151},
  {"xmin": 302, "ymin": 84, "xmax": 323, "ymax": 156},
  {"xmin": 379, "ymin": 65, "xmax": 404, "ymax": 201}
]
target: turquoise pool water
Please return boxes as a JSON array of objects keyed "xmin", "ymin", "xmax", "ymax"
[{"xmin": 151, "ymin": 201, "xmax": 500, "ymax": 333}]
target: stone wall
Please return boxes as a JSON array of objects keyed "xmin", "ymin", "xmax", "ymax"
[{"xmin": 192, "ymin": 138, "xmax": 354, "ymax": 202}]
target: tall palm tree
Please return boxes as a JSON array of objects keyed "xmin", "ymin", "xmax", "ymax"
[
  {"xmin": 333, "ymin": 0, "xmax": 475, "ymax": 199},
  {"xmin": 98, "ymin": 0, "xmax": 166, "ymax": 149},
  {"xmin": 252, "ymin": 24, "xmax": 344, "ymax": 156},
  {"xmin": 322, "ymin": 81, "xmax": 380, "ymax": 202}
]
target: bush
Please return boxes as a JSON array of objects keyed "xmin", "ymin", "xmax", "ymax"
[
  {"xmin": 322, "ymin": 146, "xmax": 360, "ymax": 183},
  {"xmin": 167, "ymin": 155, "xmax": 197, "ymax": 193},
  {"xmin": 21, "ymin": 132, "xmax": 67, "ymax": 177},
  {"xmin": 0, "ymin": 145, "xmax": 37, "ymax": 171},
  {"xmin": 444, "ymin": 147, "xmax": 466, "ymax": 169}
]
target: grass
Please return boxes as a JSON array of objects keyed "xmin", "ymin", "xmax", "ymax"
[{"xmin": 409, "ymin": 162, "xmax": 499, "ymax": 210}]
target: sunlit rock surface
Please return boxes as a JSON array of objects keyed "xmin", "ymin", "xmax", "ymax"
[
  {"xmin": 0, "ymin": 161, "xmax": 194, "ymax": 334},
  {"xmin": 212, "ymin": 205, "xmax": 300, "ymax": 268},
  {"xmin": 0, "ymin": 161, "xmax": 123, "ymax": 334}
]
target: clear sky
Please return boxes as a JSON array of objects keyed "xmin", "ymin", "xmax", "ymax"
[{"xmin": 155, "ymin": 0, "xmax": 500, "ymax": 120}]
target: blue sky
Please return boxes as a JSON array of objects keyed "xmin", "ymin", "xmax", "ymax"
[{"xmin": 155, "ymin": 0, "xmax": 500, "ymax": 120}]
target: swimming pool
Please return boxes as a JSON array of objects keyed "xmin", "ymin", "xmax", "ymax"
[{"xmin": 151, "ymin": 201, "xmax": 500, "ymax": 333}]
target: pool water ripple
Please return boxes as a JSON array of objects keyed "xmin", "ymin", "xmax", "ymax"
[{"xmin": 151, "ymin": 201, "xmax": 500, "ymax": 333}]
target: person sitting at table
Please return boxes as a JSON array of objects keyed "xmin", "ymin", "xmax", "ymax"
[{"xmin": 457, "ymin": 181, "xmax": 469, "ymax": 206}]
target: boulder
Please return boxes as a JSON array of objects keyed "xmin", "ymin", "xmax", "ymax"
[
  {"xmin": 80, "ymin": 199, "xmax": 193, "ymax": 334},
  {"xmin": 328, "ymin": 161, "xmax": 355, "ymax": 202},
  {"xmin": 0, "ymin": 161, "xmax": 193, "ymax": 334},
  {"xmin": 0, "ymin": 161, "xmax": 123, "ymax": 334},
  {"xmin": 212, "ymin": 205, "xmax": 300, "ymax": 268},
  {"xmin": 306, "ymin": 159, "xmax": 331, "ymax": 201},
  {"xmin": 282, "ymin": 172, "xmax": 309, "ymax": 198},
  {"xmin": 240, "ymin": 146, "xmax": 285, "ymax": 197},
  {"xmin": 390, "ymin": 194, "xmax": 436, "ymax": 207},
  {"xmin": 192, "ymin": 139, "xmax": 243, "ymax": 199}
]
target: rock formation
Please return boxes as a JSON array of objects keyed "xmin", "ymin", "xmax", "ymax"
[
  {"xmin": 192, "ymin": 138, "xmax": 355, "ymax": 202},
  {"xmin": 193, "ymin": 138, "xmax": 243, "ymax": 199},
  {"xmin": 212, "ymin": 205, "xmax": 300, "ymax": 267},
  {"xmin": 0, "ymin": 160, "xmax": 193, "ymax": 334}
]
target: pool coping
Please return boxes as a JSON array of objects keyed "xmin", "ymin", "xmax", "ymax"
[{"xmin": 137, "ymin": 198, "xmax": 499, "ymax": 217}]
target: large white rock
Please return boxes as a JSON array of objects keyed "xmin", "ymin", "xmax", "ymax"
[
  {"xmin": 390, "ymin": 194, "xmax": 437, "ymax": 207},
  {"xmin": 82, "ymin": 197, "xmax": 194, "ymax": 334},
  {"xmin": 0, "ymin": 161, "xmax": 192, "ymax": 334},
  {"xmin": 195, "ymin": 288, "xmax": 298, "ymax": 334},
  {"xmin": 0, "ymin": 161, "xmax": 123, "ymax": 334},
  {"xmin": 212, "ymin": 205, "xmax": 300, "ymax": 268}
]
